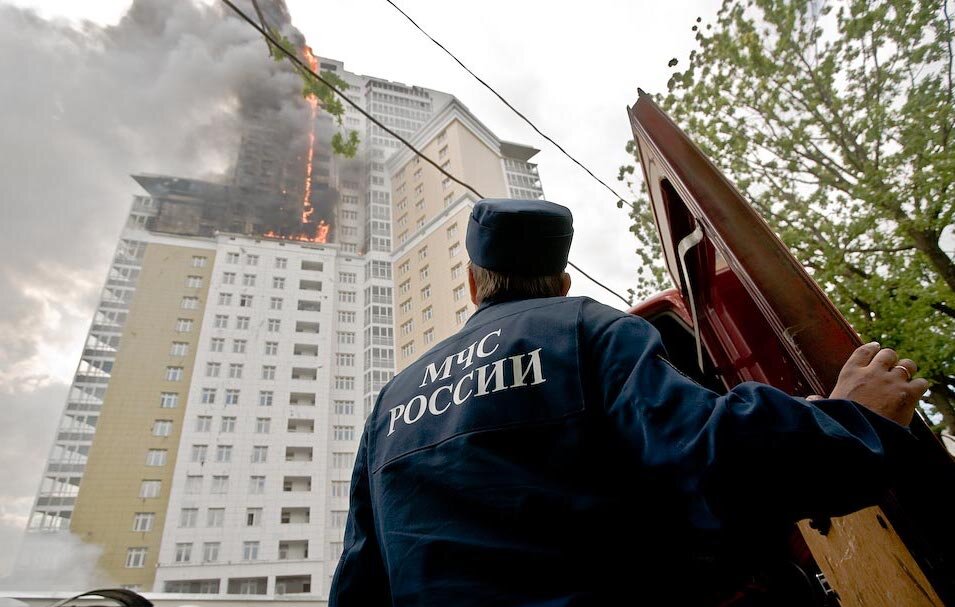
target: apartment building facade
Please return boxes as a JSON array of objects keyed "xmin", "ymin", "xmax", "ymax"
[{"xmin": 387, "ymin": 98, "xmax": 545, "ymax": 372}]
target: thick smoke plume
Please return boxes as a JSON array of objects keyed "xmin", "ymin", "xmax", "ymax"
[{"xmin": 0, "ymin": 0, "xmax": 311, "ymax": 582}]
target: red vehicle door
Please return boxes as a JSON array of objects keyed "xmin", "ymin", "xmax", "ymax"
[{"xmin": 627, "ymin": 91, "xmax": 955, "ymax": 606}]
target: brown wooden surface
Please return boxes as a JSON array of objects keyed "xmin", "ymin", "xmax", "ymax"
[{"xmin": 628, "ymin": 91, "xmax": 953, "ymax": 606}]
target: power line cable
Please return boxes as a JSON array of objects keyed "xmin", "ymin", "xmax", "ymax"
[
  {"xmin": 220, "ymin": 0, "xmax": 630, "ymax": 306},
  {"xmin": 385, "ymin": 0, "xmax": 636, "ymax": 212}
]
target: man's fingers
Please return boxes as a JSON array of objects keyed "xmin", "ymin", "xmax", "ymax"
[
  {"xmin": 869, "ymin": 347, "xmax": 899, "ymax": 369},
  {"xmin": 807, "ymin": 395, "xmax": 823, "ymax": 401},
  {"xmin": 845, "ymin": 342, "xmax": 881, "ymax": 367},
  {"xmin": 894, "ymin": 358, "xmax": 917, "ymax": 380},
  {"xmin": 908, "ymin": 378, "xmax": 929, "ymax": 398}
]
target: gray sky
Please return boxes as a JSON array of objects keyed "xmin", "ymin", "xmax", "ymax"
[{"xmin": 0, "ymin": 0, "xmax": 721, "ymax": 577}]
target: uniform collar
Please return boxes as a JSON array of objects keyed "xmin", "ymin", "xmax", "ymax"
[{"xmin": 464, "ymin": 296, "xmax": 565, "ymax": 330}]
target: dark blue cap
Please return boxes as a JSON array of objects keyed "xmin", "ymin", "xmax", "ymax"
[{"xmin": 466, "ymin": 199, "xmax": 574, "ymax": 275}]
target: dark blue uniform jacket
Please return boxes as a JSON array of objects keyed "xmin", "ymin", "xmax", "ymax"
[{"xmin": 329, "ymin": 296, "xmax": 914, "ymax": 606}]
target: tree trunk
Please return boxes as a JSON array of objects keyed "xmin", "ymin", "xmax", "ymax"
[
  {"xmin": 908, "ymin": 227, "xmax": 955, "ymax": 295},
  {"xmin": 925, "ymin": 379, "xmax": 955, "ymax": 435}
]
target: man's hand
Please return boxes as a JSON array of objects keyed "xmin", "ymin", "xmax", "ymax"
[{"xmin": 809, "ymin": 342, "xmax": 929, "ymax": 426}]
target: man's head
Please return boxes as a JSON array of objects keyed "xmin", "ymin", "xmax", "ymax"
[{"xmin": 464, "ymin": 199, "xmax": 574, "ymax": 305}]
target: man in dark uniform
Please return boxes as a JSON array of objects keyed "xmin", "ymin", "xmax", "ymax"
[{"xmin": 329, "ymin": 199, "xmax": 927, "ymax": 606}]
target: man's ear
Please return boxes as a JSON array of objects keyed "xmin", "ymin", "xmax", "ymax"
[
  {"xmin": 560, "ymin": 272, "xmax": 571, "ymax": 296},
  {"xmin": 468, "ymin": 265, "xmax": 479, "ymax": 305}
]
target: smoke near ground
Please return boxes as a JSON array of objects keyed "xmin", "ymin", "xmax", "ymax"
[{"xmin": 0, "ymin": 0, "xmax": 306, "ymax": 579}]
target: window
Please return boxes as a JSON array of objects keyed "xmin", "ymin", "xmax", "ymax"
[
  {"xmin": 401, "ymin": 342, "xmax": 415, "ymax": 357},
  {"xmin": 175, "ymin": 318, "xmax": 193, "ymax": 333},
  {"xmin": 125, "ymin": 548, "xmax": 147, "ymax": 568},
  {"xmin": 192, "ymin": 256, "xmax": 207, "ymax": 268},
  {"xmin": 272, "ymin": 276, "xmax": 285, "ymax": 289},
  {"xmin": 216, "ymin": 445, "xmax": 233, "ymax": 463},
  {"xmin": 145, "ymin": 449, "xmax": 167, "ymax": 466},
  {"xmin": 258, "ymin": 391, "xmax": 273, "ymax": 407},
  {"xmin": 255, "ymin": 417, "xmax": 271, "ymax": 434},
  {"xmin": 334, "ymin": 377, "xmax": 355, "ymax": 390},
  {"xmin": 205, "ymin": 362, "xmax": 220, "ymax": 377},
  {"xmin": 423, "ymin": 328, "xmax": 435, "ymax": 345},
  {"xmin": 165, "ymin": 367, "xmax": 183, "ymax": 381},
  {"xmin": 337, "ymin": 331, "xmax": 355, "ymax": 344},
  {"xmin": 439, "ymin": 145, "xmax": 448, "ymax": 159},
  {"xmin": 245, "ymin": 254, "xmax": 259, "ymax": 266},
  {"xmin": 139, "ymin": 480, "xmax": 161, "ymax": 498},
  {"xmin": 222, "ymin": 272, "xmax": 236, "ymax": 285},
  {"xmin": 449, "ymin": 242, "xmax": 461, "ymax": 257},
  {"xmin": 235, "ymin": 316, "xmax": 250, "ymax": 330},
  {"xmin": 195, "ymin": 415, "xmax": 212, "ymax": 432},
  {"xmin": 399, "ymin": 260, "xmax": 410, "ymax": 274},
  {"xmin": 224, "ymin": 389, "xmax": 240, "ymax": 406},
  {"xmin": 262, "ymin": 366, "xmax": 276, "ymax": 380},
  {"xmin": 226, "ymin": 252, "xmax": 240, "ymax": 264},
  {"xmin": 174, "ymin": 543, "xmax": 192, "ymax": 563},
  {"xmin": 401, "ymin": 320, "xmax": 413, "ymax": 335},
  {"xmin": 275, "ymin": 257, "xmax": 287, "ymax": 269},
  {"xmin": 267, "ymin": 318, "xmax": 281, "ymax": 332},
  {"xmin": 242, "ymin": 274, "xmax": 256, "ymax": 287},
  {"xmin": 420, "ymin": 285, "xmax": 431, "ymax": 299},
  {"xmin": 185, "ymin": 475, "xmax": 202, "ymax": 494},
  {"xmin": 399, "ymin": 279, "xmax": 410, "ymax": 295},
  {"xmin": 270, "ymin": 297, "xmax": 283, "ymax": 310},
  {"xmin": 419, "ymin": 265, "xmax": 430, "ymax": 280},
  {"xmin": 333, "ymin": 426, "xmax": 355, "ymax": 441},
  {"xmin": 336, "ymin": 353, "xmax": 355, "ymax": 367},
  {"xmin": 228, "ymin": 363, "xmax": 243, "ymax": 379},
  {"xmin": 249, "ymin": 476, "xmax": 266, "ymax": 494},
  {"xmin": 233, "ymin": 339, "xmax": 247, "ymax": 354},
  {"xmin": 207, "ymin": 507, "xmax": 225, "ymax": 527},
  {"xmin": 211, "ymin": 476, "xmax": 229, "ymax": 494},
  {"xmin": 331, "ymin": 480, "xmax": 350, "ymax": 497},
  {"xmin": 331, "ymin": 510, "xmax": 348, "ymax": 528},
  {"xmin": 339, "ymin": 291, "xmax": 356, "ymax": 304},
  {"xmin": 181, "ymin": 296, "xmax": 199, "ymax": 310},
  {"xmin": 334, "ymin": 401, "xmax": 354, "ymax": 415},
  {"xmin": 338, "ymin": 311, "xmax": 356, "ymax": 323},
  {"xmin": 152, "ymin": 420, "xmax": 172, "ymax": 437},
  {"xmin": 417, "ymin": 246, "xmax": 428, "ymax": 260},
  {"xmin": 251, "ymin": 445, "xmax": 268, "ymax": 463},
  {"xmin": 265, "ymin": 341, "xmax": 278, "ymax": 355},
  {"xmin": 132, "ymin": 512, "xmax": 154, "ymax": 532},
  {"xmin": 203, "ymin": 542, "xmax": 220, "ymax": 563},
  {"xmin": 446, "ymin": 224, "xmax": 458, "ymax": 239},
  {"xmin": 416, "ymin": 216, "xmax": 426, "ymax": 230},
  {"xmin": 246, "ymin": 508, "xmax": 262, "ymax": 527},
  {"xmin": 332, "ymin": 452, "xmax": 354, "ymax": 468},
  {"xmin": 442, "ymin": 176, "xmax": 451, "ymax": 189},
  {"xmin": 243, "ymin": 541, "xmax": 260, "ymax": 561},
  {"xmin": 451, "ymin": 263, "xmax": 463, "ymax": 279},
  {"xmin": 456, "ymin": 307, "xmax": 469, "ymax": 324},
  {"xmin": 400, "ymin": 299, "xmax": 412, "ymax": 314},
  {"xmin": 444, "ymin": 192, "xmax": 454, "ymax": 207},
  {"xmin": 239, "ymin": 294, "xmax": 253, "ymax": 308},
  {"xmin": 190, "ymin": 444, "xmax": 207, "ymax": 463},
  {"xmin": 453, "ymin": 284, "xmax": 465, "ymax": 301},
  {"xmin": 220, "ymin": 417, "xmax": 236, "ymax": 433},
  {"xmin": 214, "ymin": 314, "xmax": 228, "ymax": 329},
  {"xmin": 217, "ymin": 293, "xmax": 232, "ymax": 306},
  {"xmin": 159, "ymin": 393, "xmax": 178, "ymax": 409},
  {"xmin": 437, "ymin": 129, "xmax": 447, "ymax": 143},
  {"xmin": 422, "ymin": 306, "xmax": 433, "ymax": 322},
  {"xmin": 339, "ymin": 272, "xmax": 356, "ymax": 283}
]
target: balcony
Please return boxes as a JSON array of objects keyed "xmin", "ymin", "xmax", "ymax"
[
  {"xmin": 287, "ymin": 419, "xmax": 315, "ymax": 433},
  {"xmin": 299, "ymin": 280, "xmax": 322, "ymax": 292},
  {"xmin": 227, "ymin": 578, "xmax": 267, "ymax": 595},
  {"xmin": 294, "ymin": 344, "xmax": 318, "ymax": 357},
  {"xmin": 291, "ymin": 367, "xmax": 318, "ymax": 381},
  {"xmin": 295, "ymin": 321, "xmax": 321, "ymax": 334},
  {"xmin": 278, "ymin": 540, "xmax": 309, "ymax": 561},
  {"xmin": 289, "ymin": 392, "xmax": 315, "ymax": 407},
  {"xmin": 275, "ymin": 574, "xmax": 312, "ymax": 595},
  {"xmin": 283, "ymin": 476, "xmax": 311, "ymax": 492},
  {"xmin": 297, "ymin": 300, "xmax": 321, "ymax": 312},
  {"xmin": 285, "ymin": 447, "xmax": 313, "ymax": 462},
  {"xmin": 301, "ymin": 260, "xmax": 324, "ymax": 272},
  {"xmin": 280, "ymin": 507, "xmax": 310, "ymax": 524}
]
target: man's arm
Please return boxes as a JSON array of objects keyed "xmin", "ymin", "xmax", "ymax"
[
  {"xmin": 582, "ymin": 301, "xmax": 923, "ymax": 530},
  {"xmin": 328, "ymin": 430, "xmax": 390, "ymax": 606}
]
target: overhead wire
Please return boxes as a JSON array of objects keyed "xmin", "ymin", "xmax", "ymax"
[
  {"xmin": 220, "ymin": 0, "xmax": 631, "ymax": 306},
  {"xmin": 385, "ymin": 0, "xmax": 636, "ymax": 213}
]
